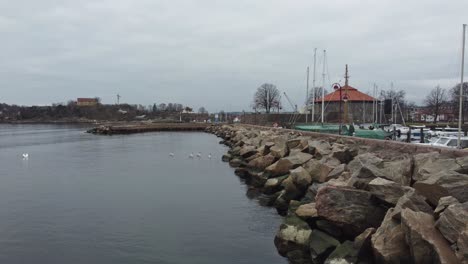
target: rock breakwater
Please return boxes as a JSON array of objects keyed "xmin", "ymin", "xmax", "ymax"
[{"xmin": 207, "ymin": 124, "xmax": 468, "ymax": 264}]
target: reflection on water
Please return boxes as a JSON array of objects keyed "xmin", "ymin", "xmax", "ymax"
[{"xmin": 0, "ymin": 124, "xmax": 284, "ymax": 264}]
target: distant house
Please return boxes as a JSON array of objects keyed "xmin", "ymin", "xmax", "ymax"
[{"xmin": 77, "ymin": 98, "xmax": 99, "ymax": 106}]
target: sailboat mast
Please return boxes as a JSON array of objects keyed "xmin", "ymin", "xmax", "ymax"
[
  {"xmin": 306, "ymin": 66, "xmax": 310, "ymax": 123},
  {"xmin": 458, "ymin": 24, "xmax": 466, "ymax": 148},
  {"xmin": 321, "ymin": 50, "xmax": 326, "ymax": 123},
  {"xmin": 375, "ymin": 85, "xmax": 378, "ymax": 123},
  {"xmin": 312, "ymin": 48, "xmax": 317, "ymax": 122}
]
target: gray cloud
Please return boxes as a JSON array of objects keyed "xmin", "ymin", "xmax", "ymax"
[{"xmin": 0, "ymin": 0, "xmax": 467, "ymax": 111}]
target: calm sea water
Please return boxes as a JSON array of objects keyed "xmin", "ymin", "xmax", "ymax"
[{"xmin": 0, "ymin": 124, "xmax": 284, "ymax": 264}]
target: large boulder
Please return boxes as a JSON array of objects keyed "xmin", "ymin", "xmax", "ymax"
[
  {"xmin": 287, "ymin": 137, "xmax": 309, "ymax": 151},
  {"xmin": 347, "ymin": 152, "xmax": 384, "ymax": 174},
  {"xmin": 413, "ymin": 152, "xmax": 461, "ymax": 181},
  {"xmin": 308, "ymin": 140, "xmax": 332, "ymax": 158},
  {"xmin": 290, "ymin": 166, "xmax": 312, "ymax": 191},
  {"xmin": 247, "ymin": 154, "xmax": 276, "ymax": 170},
  {"xmin": 281, "ymin": 176, "xmax": 305, "ymax": 202},
  {"xmin": 270, "ymin": 136, "xmax": 289, "ymax": 158},
  {"xmin": 309, "ymin": 229, "xmax": 340, "ymax": 263},
  {"xmin": 368, "ymin": 177, "xmax": 412, "ymax": 205},
  {"xmin": 346, "ymin": 153, "xmax": 385, "ymax": 189},
  {"xmin": 381, "ymin": 155, "xmax": 412, "ymax": 186},
  {"xmin": 316, "ymin": 220, "xmax": 343, "ymax": 238},
  {"xmin": 324, "ymin": 241, "xmax": 357, "ymax": 264},
  {"xmin": 303, "ymin": 157, "xmax": 341, "ymax": 184},
  {"xmin": 274, "ymin": 214, "xmax": 312, "ymax": 257},
  {"xmin": 228, "ymin": 158, "xmax": 243, "ymax": 168},
  {"xmin": 434, "ymin": 196, "xmax": 460, "ymax": 217},
  {"xmin": 265, "ymin": 153, "xmax": 313, "ymax": 177},
  {"xmin": 413, "ymin": 171, "xmax": 468, "ymax": 205},
  {"xmin": 263, "ymin": 175, "xmax": 288, "ymax": 194},
  {"xmin": 295, "ymin": 202, "xmax": 318, "ymax": 221},
  {"xmin": 331, "ymin": 143, "xmax": 354, "ymax": 164},
  {"xmin": 249, "ymin": 172, "xmax": 268, "ymax": 188},
  {"xmin": 401, "ymin": 208, "xmax": 459, "ymax": 264},
  {"xmin": 221, "ymin": 153, "xmax": 232, "ymax": 162},
  {"xmin": 456, "ymin": 227, "xmax": 468, "ymax": 263},
  {"xmin": 315, "ymin": 186, "xmax": 386, "ymax": 236},
  {"xmin": 325, "ymin": 164, "xmax": 346, "ymax": 182},
  {"xmin": 435, "ymin": 202, "xmax": 468, "ymax": 244},
  {"xmin": 371, "ymin": 208, "xmax": 411, "ymax": 263},
  {"xmin": 303, "ymin": 182, "xmax": 327, "ymax": 202},
  {"xmin": 390, "ymin": 189, "xmax": 433, "ymax": 220},
  {"xmin": 239, "ymin": 145, "xmax": 257, "ymax": 159}
]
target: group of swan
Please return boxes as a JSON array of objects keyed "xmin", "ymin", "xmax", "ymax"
[{"xmin": 170, "ymin": 152, "xmax": 212, "ymax": 159}]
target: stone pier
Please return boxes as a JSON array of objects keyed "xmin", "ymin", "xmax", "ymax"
[{"xmin": 207, "ymin": 124, "xmax": 468, "ymax": 264}]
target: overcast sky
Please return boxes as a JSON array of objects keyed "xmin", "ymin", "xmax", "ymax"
[{"xmin": 0, "ymin": 0, "xmax": 467, "ymax": 112}]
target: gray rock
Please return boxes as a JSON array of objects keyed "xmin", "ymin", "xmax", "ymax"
[
  {"xmin": 274, "ymin": 214, "xmax": 312, "ymax": 257},
  {"xmin": 325, "ymin": 164, "xmax": 346, "ymax": 182},
  {"xmin": 247, "ymin": 154, "xmax": 276, "ymax": 170},
  {"xmin": 315, "ymin": 219, "xmax": 343, "ymax": 238},
  {"xmin": 456, "ymin": 227, "xmax": 468, "ymax": 263},
  {"xmin": 382, "ymin": 155, "xmax": 412, "ymax": 186},
  {"xmin": 263, "ymin": 175, "xmax": 288, "ymax": 194},
  {"xmin": 249, "ymin": 171, "xmax": 268, "ymax": 188},
  {"xmin": 371, "ymin": 208, "xmax": 411, "ymax": 264},
  {"xmin": 435, "ymin": 196, "xmax": 460, "ymax": 217},
  {"xmin": 308, "ymin": 140, "xmax": 332, "ymax": 158},
  {"xmin": 324, "ymin": 241, "xmax": 357, "ymax": 264},
  {"xmin": 390, "ymin": 189, "xmax": 433, "ymax": 220},
  {"xmin": 315, "ymin": 186, "xmax": 386, "ymax": 237},
  {"xmin": 413, "ymin": 171, "xmax": 468, "ymax": 205},
  {"xmin": 309, "ymin": 230, "xmax": 340, "ymax": 263},
  {"xmin": 295, "ymin": 202, "xmax": 318, "ymax": 221},
  {"xmin": 331, "ymin": 144, "xmax": 353, "ymax": 164},
  {"xmin": 239, "ymin": 145, "xmax": 257, "ymax": 159},
  {"xmin": 401, "ymin": 208, "xmax": 459, "ymax": 264},
  {"xmin": 368, "ymin": 177, "xmax": 412, "ymax": 205},
  {"xmin": 265, "ymin": 153, "xmax": 313, "ymax": 178},
  {"xmin": 435, "ymin": 202, "xmax": 468, "ymax": 244},
  {"xmin": 270, "ymin": 136, "xmax": 289, "ymax": 158},
  {"xmin": 290, "ymin": 166, "xmax": 313, "ymax": 191},
  {"xmin": 228, "ymin": 158, "xmax": 242, "ymax": 168},
  {"xmin": 303, "ymin": 182, "xmax": 327, "ymax": 202},
  {"xmin": 221, "ymin": 153, "xmax": 232, "ymax": 162},
  {"xmin": 353, "ymin": 227, "xmax": 376, "ymax": 260},
  {"xmin": 413, "ymin": 153, "xmax": 461, "ymax": 181}
]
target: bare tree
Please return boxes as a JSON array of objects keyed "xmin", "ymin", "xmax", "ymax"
[
  {"xmin": 449, "ymin": 82, "xmax": 468, "ymax": 123},
  {"xmin": 425, "ymin": 85, "xmax": 447, "ymax": 123},
  {"xmin": 198, "ymin": 107, "xmax": 207, "ymax": 114},
  {"xmin": 253, "ymin": 83, "xmax": 280, "ymax": 113},
  {"xmin": 307, "ymin": 87, "xmax": 328, "ymax": 102}
]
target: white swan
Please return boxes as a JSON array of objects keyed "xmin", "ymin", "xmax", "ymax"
[
  {"xmin": 189, "ymin": 153, "xmax": 194, "ymax": 159},
  {"xmin": 169, "ymin": 153, "xmax": 175, "ymax": 157},
  {"xmin": 22, "ymin": 153, "xmax": 29, "ymax": 159},
  {"xmin": 208, "ymin": 153, "xmax": 212, "ymax": 159},
  {"xmin": 196, "ymin": 152, "xmax": 202, "ymax": 158}
]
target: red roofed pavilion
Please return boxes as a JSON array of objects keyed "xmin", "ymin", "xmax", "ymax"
[
  {"xmin": 314, "ymin": 85, "xmax": 376, "ymax": 103},
  {"xmin": 310, "ymin": 65, "xmax": 379, "ymax": 123}
]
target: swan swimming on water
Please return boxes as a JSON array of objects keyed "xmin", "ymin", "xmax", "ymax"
[
  {"xmin": 208, "ymin": 153, "xmax": 212, "ymax": 159},
  {"xmin": 22, "ymin": 153, "xmax": 29, "ymax": 159},
  {"xmin": 189, "ymin": 153, "xmax": 194, "ymax": 159},
  {"xmin": 169, "ymin": 153, "xmax": 175, "ymax": 157},
  {"xmin": 196, "ymin": 152, "xmax": 202, "ymax": 158}
]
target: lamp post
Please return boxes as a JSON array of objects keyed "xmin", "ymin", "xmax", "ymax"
[{"xmin": 333, "ymin": 83, "xmax": 342, "ymax": 134}]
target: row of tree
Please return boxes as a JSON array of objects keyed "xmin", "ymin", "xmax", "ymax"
[{"xmin": 424, "ymin": 83, "xmax": 468, "ymax": 123}]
